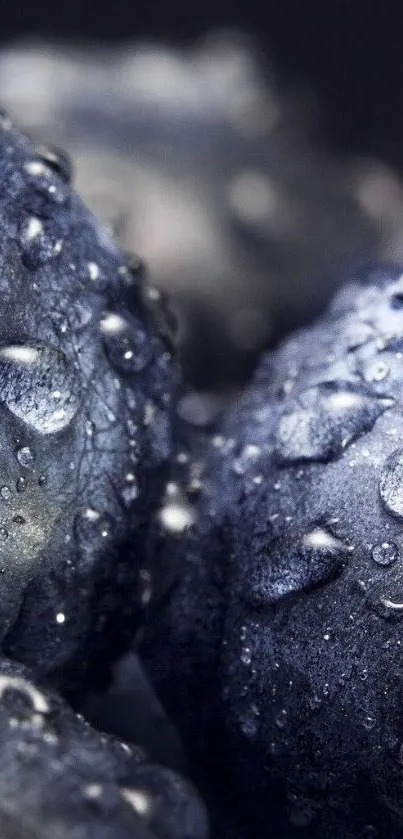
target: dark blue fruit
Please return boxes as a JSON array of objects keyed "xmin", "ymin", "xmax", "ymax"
[
  {"xmin": 143, "ymin": 264, "xmax": 403, "ymax": 838},
  {"xmin": 0, "ymin": 113, "xmax": 177, "ymax": 688},
  {"xmin": 0, "ymin": 657, "xmax": 208, "ymax": 839}
]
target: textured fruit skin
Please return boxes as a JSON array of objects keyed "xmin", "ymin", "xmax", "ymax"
[
  {"xmin": 0, "ymin": 115, "xmax": 176, "ymax": 688},
  {"xmin": 143, "ymin": 265, "xmax": 403, "ymax": 838},
  {"xmin": 0, "ymin": 657, "xmax": 208, "ymax": 839}
]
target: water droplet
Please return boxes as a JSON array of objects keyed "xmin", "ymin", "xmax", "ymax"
[
  {"xmin": 245, "ymin": 527, "xmax": 350, "ymax": 606},
  {"xmin": 140, "ymin": 282, "xmax": 178, "ymax": 352},
  {"xmin": 16, "ymin": 446, "xmax": 34, "ymax": 468},
  {"xmin": 19, "ymin": 217, "xmax": 62, "ymax": 269},
  {"xmin": 85, "ymin": 420, "xmax": 95, "ymax": 437},
  {"xmin": 0, "ymin": 344, "xmax": 81, "ymax": 435},
  {"xmin": 363, "ymin": 714, "xmax": 376, "ymax": 730},
  {"xmin": 0, "ymin": 486, "xmax": 11, "ymax": 501},
  {"xmin": 100, "ymin": 311, "xmax": 151, "ymax": 374},
  {"xmin": 372, "ymin": 541, "xmax": 399, "ymax": 566},
  {"xmin": 380, "ymin": 449, "xmax": 403, "ymax": 520},
  {"xmin": 275, "ymin": 708, "xmax": 288, "ymax": 729},
  {"xmin": 241, "ymin": 647, "xmax": 252, "ymax": 666},
  {"xmin": 36, "ymin": 145, "xmax": 72, "ymax": 183},
  {"xmin": 0, "ymin": 526, "xmax": 8, "ymax": 541},
  {"xmin": 81, "ymin": 261, "xmax": 108, "ymax": 292},
  {"xmin": 24, "ymin": 160, "xmax": 69, "ymax": 205},
  {"xmin": 16, "ymin": 476, "xmax": 27, "ymax": 493},
  {"xmin": 275, "ymin": 382, "xmax": 393, "ymax": 464},
  {"xmin": 362, "ymin": 359, "xmax": 390, "ymax": 383}
]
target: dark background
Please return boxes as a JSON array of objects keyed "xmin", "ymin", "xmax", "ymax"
[{"xmin": 1, "ymin": 0, "xmax": 403, "ymax": 164}]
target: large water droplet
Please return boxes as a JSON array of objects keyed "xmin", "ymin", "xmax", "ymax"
[
  {"xmin": 379, "ymin": 449, "xmax": 403, "ymax": 520},
  {"xmin": 245, "ymin": 527, "xmax": 350, "ymax": 606},
  {"xmin": 275, "ymin": 382, "xmax": 393, "ymax": 464},
  {"xmin": 372, "ymin": 542, "xmax": 399, "ymax": 567},
  {"xmin": 0, "ymin": 344, "xmax": 81, "ymax": 435},
  {"xmin": 100, "ymin": 311, "xmax": 151, "ymax": 374}
]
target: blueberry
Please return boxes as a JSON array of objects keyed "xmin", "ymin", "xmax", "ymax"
[
  {"xmin": 142, "ymin": 264, "xmax": 403, "ymax": 837},
  {"xmin": 0, "ymin": 656, "xmax": 208, "ymax": 839},
  {"xmin": 0, "ymin": 113, "xmax": 177, "ymax": 689}
]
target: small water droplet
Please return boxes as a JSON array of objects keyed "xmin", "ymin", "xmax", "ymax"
[
  {"xmin": 19, "ymin": 217, "xmax": 62, "ymax": 269},
  {"xmin": 0, "ymin": 486, "xmax": 11, "ymax": 501},
  {"xmin": 0, "ymin": 526, "xmax": 8, "ymax": 541},
  {"xmin": 363, "ymin": 359, "xmax": 390, "ymax": 383},
  {"xmin": 16, "ymin": 476, "xmax": 27, "ymax": 493},
  {"xmin": 24, "ymin": 159, "xmax": 69, "ymax": 205},
  {"xmin": 36, "ymin": 145, "xmax": 72, "ymax": 183},
  {"xmin": 363, "ymin": 714, "xmax": 376, "ymax": 730},
  {"xmin": 275, "ymin": 708, "xmax": 288, "ymax": 729},
  {"xmin": 100, "ymin": 311, "xmax": 151, "ymax": 374},
  {"xmin": 85, "ymin": 420, "xmax": 95, "ymax": 437},
  {"xmin": 241, "ymin": 647, "xmax": 252, "ymax": 666},
  {"xmin": 84, "ymin": 261, "xmax": 108, "ymax": 292},
  {"xmin": 16, "ymin": 446, "xmax": 34, "ymax": 468},
  {"xmin": 372, "ymin": 541, "xmax": 399, "ymax": 567}
]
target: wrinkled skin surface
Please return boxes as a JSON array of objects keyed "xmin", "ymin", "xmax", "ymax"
[
  {"xmin": 0, "ymin": 657, "xmax": 208, "ymax": 839},
  {"xmin": 143, "ymin": 265, "xmax": 403, "ymax": 838},
  {"xmin": 0, "ymin": 115, "xmax": 177, "ymax": 687}
]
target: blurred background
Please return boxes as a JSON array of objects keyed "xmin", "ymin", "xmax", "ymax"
[{"xmin": 0, "ymin": 0, "xmax": 402, "ymax": 406}]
